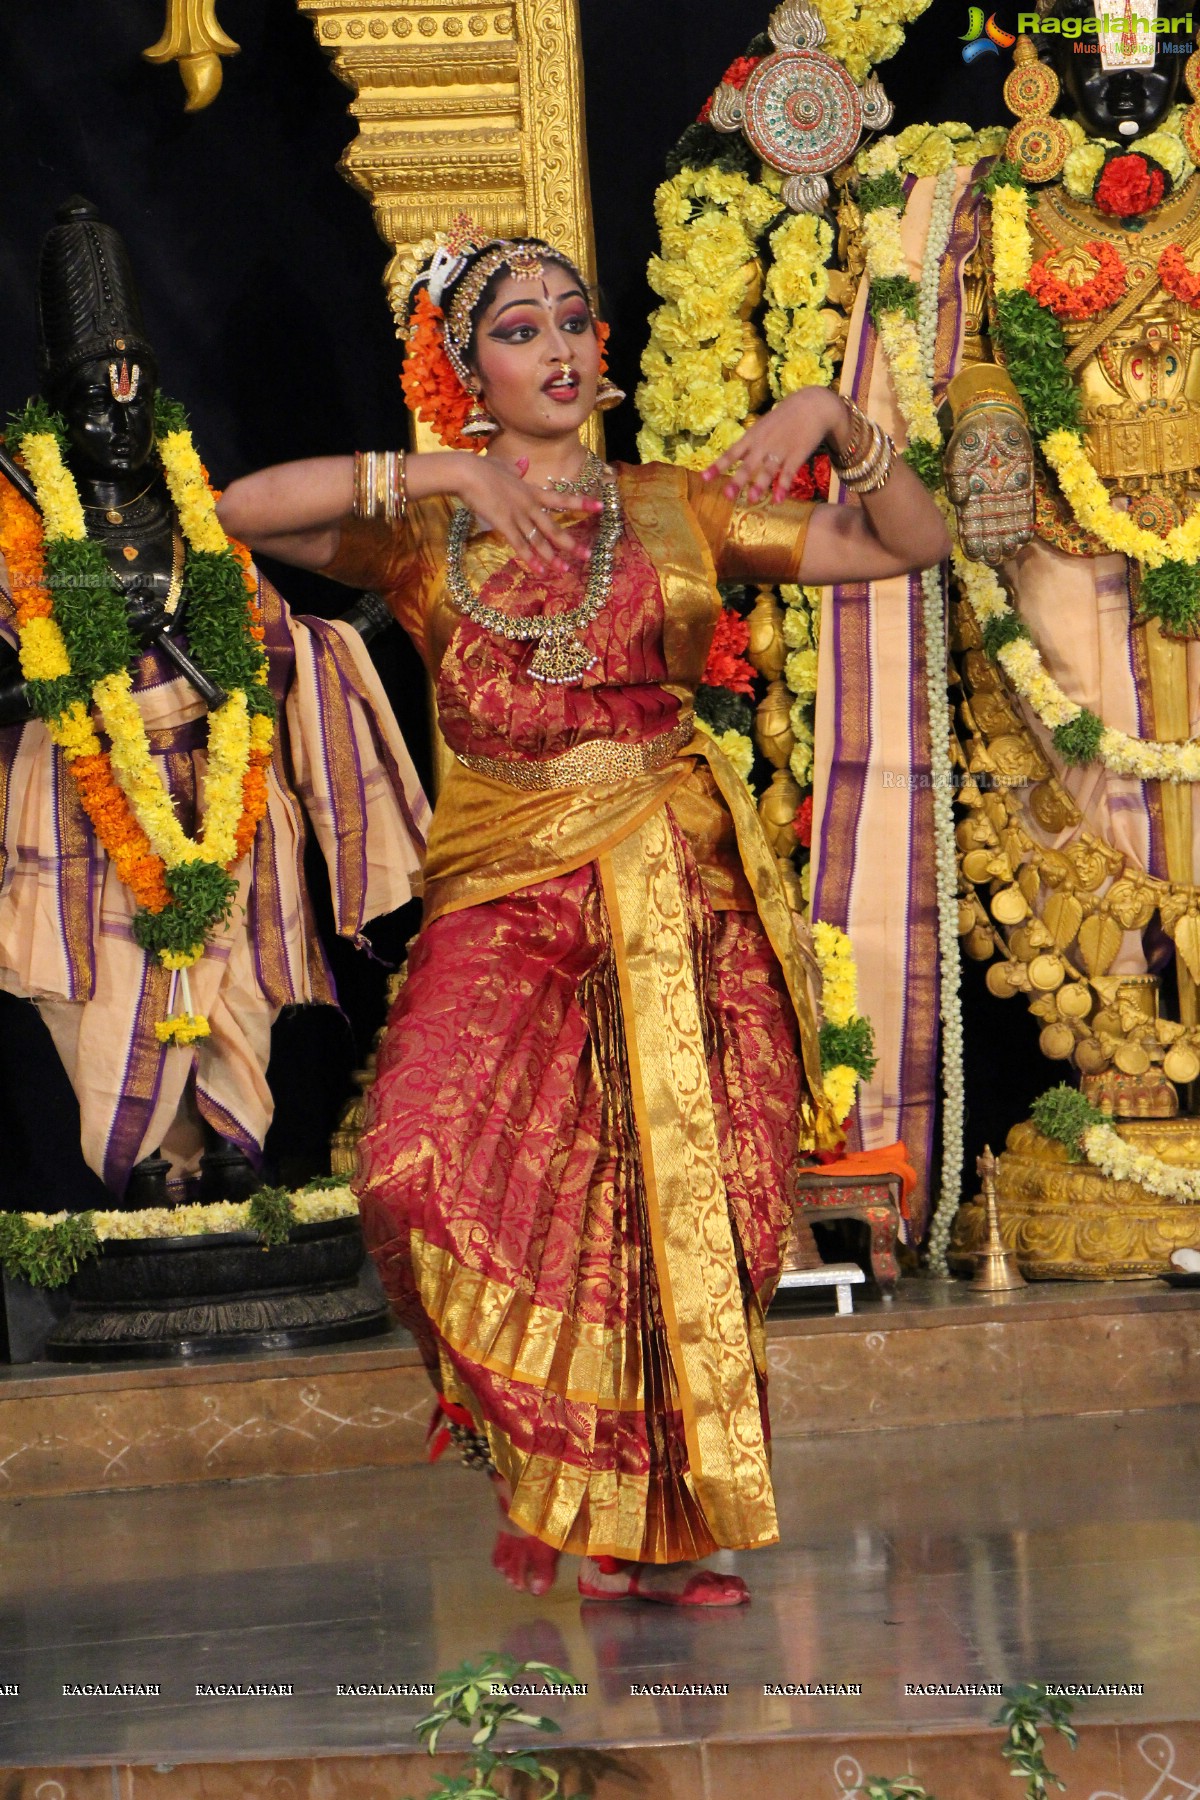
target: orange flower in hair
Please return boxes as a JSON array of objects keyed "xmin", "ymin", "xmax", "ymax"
[
  {"xmin": 401, "ymin": 289, "xmax": 479, "ymax": 452},
  {"xmin": 595, "ymin": 317, "xmax": 611, "ymax": 379}
]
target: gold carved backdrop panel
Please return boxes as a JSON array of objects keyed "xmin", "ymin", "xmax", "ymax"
[
  {"xmin": 294, "ymin": 0, "xmax": 596, "ymax": 336},
  {"xmin": 295, "ymin": 0, "xmax": 599, "ymax": 790}
]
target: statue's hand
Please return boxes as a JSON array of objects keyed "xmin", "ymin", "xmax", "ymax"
[
  {"xmin": 944, "ymin": 400, "xmax": 1035, "ymax": 567},
  {"xmin": 338, "ymin": 589, "xmax": 392, "ymax": 645},
  {"xmin": 125, "ymin": 593, "xmax": 169, "ymax": 646}
]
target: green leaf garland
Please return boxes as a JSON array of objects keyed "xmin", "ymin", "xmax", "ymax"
[
  {"xmin": 989, "ymin": 291, "xmax": 1080, "ymax": 442},
  {"xmin": 858, "ymin": 170, "xmax": 906, "ymax": 216},
  {"xmin": 1137, "ymin": 559, "xmax": 1200, "ymax": 635},
  {"xmin": 247, "ymin": 1186, "xmax": 296, "ymax": 1247},
  {"xmin": 131, "ymin": 862, "xmax": 240, "ymax": 960},
  {"xmin": 1051, "ymin": 710, "xmax": 1104, "ymax": 765},
  {"xmin": 0, "ymin": 1209, "xmax": 100, "ymax": 1288},
  {"xmin": 980, "ymin": 611, "xmax": 1030, "ymax": 659},
  {"xmin": 9, "ymin": 395, "xmax": 274, "ymax": 965},
  {"xmin": 902, "ymin": 441, "xmax": 944, "ymax": 491},
  {"xmin": 1030, "ymin": 1084, "xmax": 1107, "ymax": 1159},
  {"xmin": 820, "ymin": 1015, "xmax": 879, "ymax": 1082},
  {"xmin": 869, "ymin": 274, "xmax": 920, "ymax": 326}
]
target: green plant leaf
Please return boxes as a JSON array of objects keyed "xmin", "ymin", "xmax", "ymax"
[
  {"xmin": 1051, "ymin": 710, "xmax": 1103, "ymax": 767},
  {"xmin": 1030, "ymin": 1084, "xmax": 1106, "ymax": 1158}
]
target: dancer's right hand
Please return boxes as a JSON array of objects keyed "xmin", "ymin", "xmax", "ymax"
[{"xmin": 452, "ymin": 454, "xmax": 603, "ymax": 575}]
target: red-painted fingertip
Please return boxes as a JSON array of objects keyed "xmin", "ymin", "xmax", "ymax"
[
  {"xmin": 700, "ymin": 466, "xmax": 714, "ymax": 482},
  {"xmin": 516, "ymin": 456, "xmax": 530, "ymax": 476},
  {"xmin": 724, "ymin": 481, "xmax": 739, "ymax": 500}
]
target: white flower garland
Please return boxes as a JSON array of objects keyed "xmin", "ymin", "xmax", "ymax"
[
  {"xmin": 915, "ymin": 168, "xmax": 966, "ymax": 1271},
  {"xmin": 859, "ymin": 160, "xmax": 966, "ymax": 1266},
  {"xmin": 961, "ymin": 553, "xmax": 1200, "ymax": 780},
  {"xmin": 12, "ymin": 1185, "xmax": 358, "ymax": 1248},
  {"xmin": 1080, "ymin": 1123, "xmax": 1200, "ymax": 1202}
]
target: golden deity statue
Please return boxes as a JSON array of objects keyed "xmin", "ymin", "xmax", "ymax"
[{"xmin": 938, "ymin": 1, "xmax": 1200, "ymax": 1274}]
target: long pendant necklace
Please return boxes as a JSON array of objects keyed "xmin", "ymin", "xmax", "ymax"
[{"xmin": 445, "ymin": 452, "xmax": 622, "ymax": 685}]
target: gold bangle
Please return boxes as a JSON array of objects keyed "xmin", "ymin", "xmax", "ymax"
[
  {"xmin": 837, "ymin": 398, "xmax": 872, "ymax": 464},
  {"xmin": 353, "ymin": 449, "xmax": 408, "ymax": 523},
  {"xmin": 393, "ymin": 448, "xmax": 408, "ymax": 524},
  {"xmin": 829, "ymin": 401, "xmax": 882, "ymax": 480},
  {"xmin": 833, "ymin": 419, "xmax": 886, "ymax": 486},
  {"xmin": 842, "ymin": 433, "xmax": 895, "ymax": 494}
]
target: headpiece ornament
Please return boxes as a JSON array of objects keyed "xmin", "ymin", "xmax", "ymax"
[{"xmin": 37, "ymin": 196, "xmax": 155, "ymax": 397}]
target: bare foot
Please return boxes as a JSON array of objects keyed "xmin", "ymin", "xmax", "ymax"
[
  {"xmin": 490, "ymin": 1473, "xmax": 560, "ymax": 1597},
  {"xmin": 577, "ymin": 1556, "xmax": 749, "ymax": 1607}
]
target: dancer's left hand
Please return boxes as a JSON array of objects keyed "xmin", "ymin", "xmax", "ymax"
[{"xmin": 701, "ymin": 387, "xmax": 852, "ymax": 506}]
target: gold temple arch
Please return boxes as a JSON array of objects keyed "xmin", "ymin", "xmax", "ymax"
[
  {"xmin": 295, "ymin": 0, "xmax": 600, "ymax": 787},
  {"xmin": 294, "ymin": 0, "xmax": 597, "ymax": 338}
]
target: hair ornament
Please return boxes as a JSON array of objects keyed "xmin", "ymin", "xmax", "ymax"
[{"xmin": 505, "ymin": 244, "xmax": 546, "ymax": 282}]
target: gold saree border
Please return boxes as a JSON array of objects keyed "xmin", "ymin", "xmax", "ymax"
[
  {"xmin": 598, "ymin": 809, "xmax": 779, "ymax": 1552},
  {"xmin": 412, "ymin": 1228, "xmax": 645, "ymax": 1414},
  {"xmin": 692, "ymin": 733, "xmax": 834, "ymax": 1147}
]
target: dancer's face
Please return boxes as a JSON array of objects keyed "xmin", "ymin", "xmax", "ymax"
[{"xmin": 472, "ymin": 262, "xmax": 601, "ymax": 440}]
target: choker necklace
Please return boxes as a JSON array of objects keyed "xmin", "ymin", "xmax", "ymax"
[
  {"xmin": 81, "ymin": 476, "xmax": 157, "ymax": 527},
  {"xmin": 544, "ymin": 449, "xmax": 607, "ymax": 497},
  {"xmin": 446, "ymin": 459, "xmax": 621, "ymax": 684}
]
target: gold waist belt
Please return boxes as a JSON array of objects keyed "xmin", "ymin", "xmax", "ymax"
[
  {"xmin": 455, "ymin": 712, "xmax": 696, "ymax": 792},
  {"xmin": 1085, "ymin": 408, "xmax": 1200, "ymax": 481}
]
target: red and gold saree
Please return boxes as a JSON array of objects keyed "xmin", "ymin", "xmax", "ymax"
[{"xmin": 328, "ymin": 462, "xmax": 835, "ymax": 1563}]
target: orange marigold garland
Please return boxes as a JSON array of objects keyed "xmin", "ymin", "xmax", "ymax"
[
  {"xmin": 401, "ymin": 290, "xmax": 478, "ymax": 451},
  {"xmin": 1159, "ymin": 242, "xmax": 1200, "ymax": 308},
  {"xmin": 702, "ymin": 605, "xmax": 757, "ymax": 696},
  {"xmin": 1026, "ymin": 240, "xmax": 1127, "ymax": 321},
  {"xmin": 0, "ymin": 460, "xmax": 271, "ymax": 953},
  {"xmin": 595, "ymin": 316, "xmax": 612, "ymax": 382}
]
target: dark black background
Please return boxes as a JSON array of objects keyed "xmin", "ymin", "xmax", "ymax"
[{"xmin": 0, "ymin": 0, "xmax": 1032, "ymax": 1216}]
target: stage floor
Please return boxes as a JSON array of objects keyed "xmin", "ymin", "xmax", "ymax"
[{"xmin": 1, "ymin": 1402, "xmax": 1197, "ymax": 1768}]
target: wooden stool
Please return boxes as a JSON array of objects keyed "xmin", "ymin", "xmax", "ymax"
[{"xmin": 787, "ymin": 1167, "xmax": 904, "ymax": 1296}]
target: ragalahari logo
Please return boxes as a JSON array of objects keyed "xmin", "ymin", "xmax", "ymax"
[{"xmin": 961, "ymin": 7, "xmax": 1018, "ymax": 58}]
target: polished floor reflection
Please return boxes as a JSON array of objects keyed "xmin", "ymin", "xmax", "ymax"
[{"xmin": 0, "ymin": 1405, "xmax": 1197, "ymax": 1765}]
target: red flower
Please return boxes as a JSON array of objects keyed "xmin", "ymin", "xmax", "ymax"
[
  {"xmin": 785, "ymin": 453, "xmax": 831, "ymax": 503},
  {"xmin": 702, "ymin": 605, "xmax": 756, "ymax": 696},
  {"xmin": 1094, "ymin": 154, "xmax": 1165, "ymax": 219},
  {"xmin": 698, "ymin": 54, "xmax": 761, "ymax": 123},
  {"xmin": 794, "ymin": 794, "xmax": 813, "ymax": 848},
  {"xmin": 1026, "ymin": 239, "xmax": 1127, "ymax": 320},
  {"xmin": 1158, "ymin": 242, "xmax": 1200, "ymax": 308},
  {"xmin": 720, "ymin": 54, "xmax": 761, "ymax": 89}
]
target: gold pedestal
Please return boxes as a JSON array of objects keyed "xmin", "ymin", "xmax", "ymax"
[{"xmin": 950, "ymin": 1118, "xmax": 1200, "ymax": 1279}]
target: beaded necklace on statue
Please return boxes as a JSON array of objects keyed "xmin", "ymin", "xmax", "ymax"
[{"xmin": 445, "ymin": 450, "xmax": 622, "ymax": 684}]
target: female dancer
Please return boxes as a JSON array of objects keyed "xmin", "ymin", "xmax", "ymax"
[{"xmin": 218, "ymin": 231, "xmax": 949, "ymax": 1607}]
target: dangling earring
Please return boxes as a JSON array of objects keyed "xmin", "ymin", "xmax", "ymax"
[
  {"xmin": 461, "ymin": 385, "xmax": 498, "ymax": 440},
  {"xmin": 594, "ymin": 377, "xmax": 626, "ymax": 412},
  {"xmin": 1182, "ymin": 40, "xmax": 1200, "ymax": 166},
  {"xmin": 1003, "ymin": 34, "xmax": 1069, "ymax": 185}
]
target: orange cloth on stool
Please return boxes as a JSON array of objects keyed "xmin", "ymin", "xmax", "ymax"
[{"xmin": 813, "ymin": 1140, "xmax": 917, "ymax": 1221}]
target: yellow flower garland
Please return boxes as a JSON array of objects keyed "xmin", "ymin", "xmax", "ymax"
[
  {"xmin": 991, "ymin": 189, "xmax": 1200, "ymax": 571},
  {"xmin": 19, "ymin": 426, "xmax": 273, "ymax": 1041},
  {"xmin": 858, "ymin": 156, "xmax": 1200, "ymax": 785},
  {"xmin": 813, "ymin": 919, "xmax": 867, "ymax": 1128}
]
